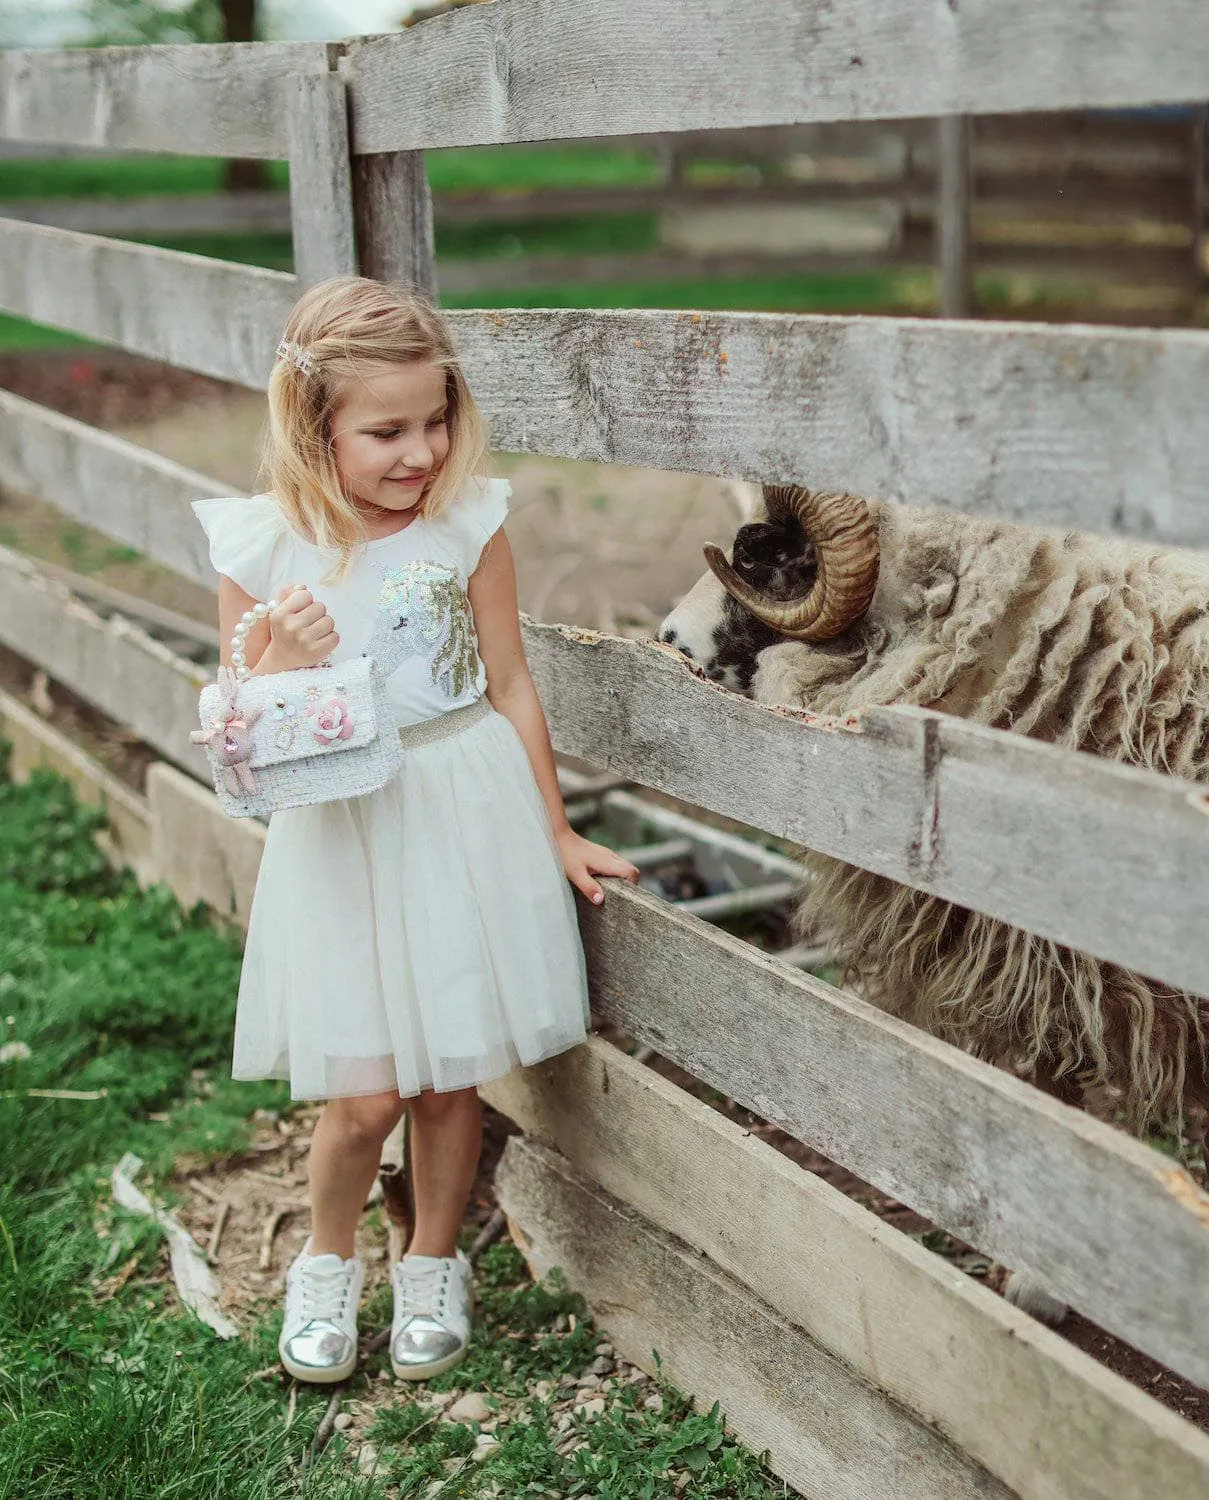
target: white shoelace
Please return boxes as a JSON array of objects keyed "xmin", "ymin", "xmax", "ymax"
[
  {"xmin": 292, "ymin": 1264, "xmax": 355, "ymax": 1323},
  {"xmin": 395, "ymin": 1261, "xmax": 451, "ymax": 1319}
]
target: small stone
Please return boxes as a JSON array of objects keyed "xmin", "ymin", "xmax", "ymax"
[
  {"xmin": 333, "ymin": 1413, "xmax": 353, "ymax": 1431},
  {"xmin": 591, "ymin": 1356, "xmax": 615, "ymax": 1376},
  {"xmin": 555, "ymin": 1413, "xmax": 573, "ymax": 1433},
  {"xmin": 532, "ymin": 1379, "xmax": 554, "ymax": 1401},
  {"xmin": 643, "ymin": 1393, "xmax": 664, "ymax": 1413},
  {"xmin": 356, "ymin": 1442, "xmax": 379, "ymax": 1476},
  {"xmin": 594, "ymin": 1341, "xmax": 613, "ymax": 1355},
  {"xmin": 554, "ymin": 1312, "xmax": 569, "ymax": 1332},
  {"xmin": 472, "ymin": 1435, "xmax": 500, "ymax": 1462},
  {"xmin": 448, "ymin": 1392, "xmax": 492, "ymax": 1424},
  {"xmin": 573, "ymin": 1396, "xmax": 606, "ymax": 1418},
  {"xmin": 376, "ymin": 1369, "xmax": 391, "ymax": 1383},
  {"xmin": 675, "ymin": 1474, "xmax": 691, "ymax": 1493}
]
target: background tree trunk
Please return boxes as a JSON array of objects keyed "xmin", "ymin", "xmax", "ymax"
[{"xmin": 221, "ymin": 0, "xmax": 266, "ymax": 192}]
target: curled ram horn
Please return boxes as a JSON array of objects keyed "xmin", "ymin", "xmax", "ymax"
[{"xmin": 703, "ymin": 484, "xmax": 880, "ymax": 642}]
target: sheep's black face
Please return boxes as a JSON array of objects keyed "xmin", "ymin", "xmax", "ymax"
[{"xmin": 659, "ymin": 517, "xmax": 818, "ymax": 692}]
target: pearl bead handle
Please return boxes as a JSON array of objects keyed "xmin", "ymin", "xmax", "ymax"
[
  {"xmin": 229, "ymin": 595, "xmax": 335, "ymax": 681},
  {"xmin": 229, "ymin": 597, "xmax": 276, "ymax": 681}
]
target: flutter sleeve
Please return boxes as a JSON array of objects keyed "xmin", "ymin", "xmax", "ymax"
[
  {"xmin": 191, "ymin": 495, "xmax": 288, "ymax": 602},
  {"xmin": 448, "ymin": 477, "xmax": 511, "ymax": 574}
]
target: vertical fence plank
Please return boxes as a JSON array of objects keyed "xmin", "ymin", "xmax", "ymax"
[
  {"xmin": 1193, "ymin": 104, "xmax": 1207, "ymax": 313},
  {"xmin": 287, "ymin": 71, "xmax": 357, "ymax": 289},
  {"xmin": 937, "ymin": 114, "xmax": 973, "ymax": 317},
  {"xmin": 351, "ymin": 150, "xmax": 437, "ymax": 300}
]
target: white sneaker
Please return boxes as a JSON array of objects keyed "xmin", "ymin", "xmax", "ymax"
[
  {"xmin": 390, "ymin": 1249, "xmax": 473, "ymax": 1380},
  {"xmin": 279, "ymin": 1248, "xmax": 364, "ymax": 1383}
]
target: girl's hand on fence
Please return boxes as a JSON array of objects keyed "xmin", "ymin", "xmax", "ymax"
[
  {"xmin": 259, "ymin": 585, "xmax": 339, "ymax": 673},
  {"xmin": 556, "ymin": 828, "xmax": 640, "ymax": 905}
]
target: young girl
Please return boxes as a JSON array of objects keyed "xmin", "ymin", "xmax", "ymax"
[{"xmin": 193, "ymin": 276, "xmax": 637, "ymax": 1385}]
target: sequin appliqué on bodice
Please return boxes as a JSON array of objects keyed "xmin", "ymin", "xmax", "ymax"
[{"xmin": 373, "ymin": 560, "xmax": 481, "ymax": 700}]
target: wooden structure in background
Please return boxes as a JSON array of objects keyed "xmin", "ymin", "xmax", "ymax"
[
  {"xmin": 0, "ymin": 5, "xmax": 1208, "ymax": 1494},
  {"xmin": 4, "ymin": 109, "xmax": 1208, "ymax": 323}
]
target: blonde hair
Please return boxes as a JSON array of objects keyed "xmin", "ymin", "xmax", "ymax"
[{"xmin": 261, "ymin": 277, "xmax": 486, "ymax": 572}]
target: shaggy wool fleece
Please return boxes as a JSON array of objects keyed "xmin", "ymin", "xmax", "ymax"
[{"xmin": 754, "ymin": 503, "xmax": 1209, "ymax": 1135}]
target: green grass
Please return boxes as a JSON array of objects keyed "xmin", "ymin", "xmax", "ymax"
[
  {"xmin": 0, "ymin": 144, "xmax": 657, "ymax": 203},
  {"xmin": 0, "ymin": 750, "xmax": 309, "ymax": 1499},
  {"xmin": 441, "ymin": 269, "xmax": 924, "ymax": 314},
  {"xmin": 0, "ymin": 141, "xmax": 927, "ymax": 353},
  {"xmin": 0, "ymin": 752, "xmax": 788, "ymax": 1497}
]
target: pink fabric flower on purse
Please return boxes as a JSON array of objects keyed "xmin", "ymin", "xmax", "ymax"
[{"xmin": 309, "ymin": 697, "xmax": 354, "ymax": 745}]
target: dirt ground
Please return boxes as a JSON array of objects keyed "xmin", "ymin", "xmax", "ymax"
[{"xmin": 6, "ymin": 347, "xmax": 1208, "ymax": 1434}]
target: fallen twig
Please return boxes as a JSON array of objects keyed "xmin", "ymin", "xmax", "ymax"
[
  {"xmin": 258, "ymin": 1206, "xmax": 291, "ymax": 1272},
  {"xmin": 185, "ymin": 1176, "xmax": 225, "ymax": 1205},
  {"xmin": 242, "ymin": 1364, "xmax": 282, "ymax": 1386},
  {"xmin": 302, "ymin": 1388, "xmax": 345, "ymax": 1470},
  {"xmin": 240, "ymin": 1167, "xmax": 304, "ymax": 1193},
  {"xmin": 2, "ymin": 1086, "xmax": 109, "ymax": 1100},
  {"xmin": 285, "ymin": 1382, "xmax": 298, "ymax": 1431},
  {"xmin": 365, "ymin": 1327, "xmax": 390, "ymax": 1355},
  {"xmin": 92, "ymin": 1252, "xmax": 140, "ymax": 1304},
  {"xmin": 427, "ymin": 1454, "xmax": 474, "ymax": 1497},
  {"xmin": 207, "ymin": 1200, "xmax": 232, "ymax": 1261},
  {"xmin": 246, "ymin": 1137, "xmax": 291, "ymax": 1155},
  {"xmin": 469, "ymin": 1207, "xmax": 506, "ymax": 1264},
  {"xmin": 111, "ymin": 1153, "xmax": 238, "ymax": 1339}
]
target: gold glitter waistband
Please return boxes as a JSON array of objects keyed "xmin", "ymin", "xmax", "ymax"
[{"xmin": 397, "ymin": 695, "xmax": 491, "ymax": 750}]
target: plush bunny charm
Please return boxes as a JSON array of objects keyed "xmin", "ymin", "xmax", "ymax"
[{"xmin": 191, "ymin": 666, "xmax": 263, "ymax": 796}]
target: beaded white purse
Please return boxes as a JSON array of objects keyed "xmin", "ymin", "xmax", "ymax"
[{"xmin": 192, "ymin": 598, "xmax": 404, "ymax": 819}]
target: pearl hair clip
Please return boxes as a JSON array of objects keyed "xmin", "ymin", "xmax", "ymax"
[{"xmin": 276, "ymin": 337, "xmax": 314, "ymax": 375}]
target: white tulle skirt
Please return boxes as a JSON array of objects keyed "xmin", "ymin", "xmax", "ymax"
[{"xmin": 232, "ymin": 700, "xmax": 590, "ymax": 1100}]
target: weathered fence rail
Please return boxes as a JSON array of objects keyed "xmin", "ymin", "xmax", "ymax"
[
  {"xmin": 6, "ymin": 236, "xmax": 1209, "ymax": 547},
  {"xmin": 2, "ymin": 5, "xmax": 1209, "ymax": 1496}
]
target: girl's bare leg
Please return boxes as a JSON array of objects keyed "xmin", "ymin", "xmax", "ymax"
[
  {"xmin": 308, "ymin": 1090, "xmax": 407, "ymax": 1258},
  {"xmin": 405, "ymin": 1086, "xmax": 483, "ymax": 1258}
]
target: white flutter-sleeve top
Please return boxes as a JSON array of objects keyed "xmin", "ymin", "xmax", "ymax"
[{"xmin": 192, "ymin": 477, "xmax": 510, "ymax": 729}]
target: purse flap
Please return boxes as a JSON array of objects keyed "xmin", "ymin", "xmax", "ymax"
[{"xmin": 199, "ymin": 657, "xmax": 381, "ymax": 770}]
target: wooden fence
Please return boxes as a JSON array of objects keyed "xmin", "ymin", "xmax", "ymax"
[
  {"xmin": 4, "ymin": 110, "xmax": 1206, "ymax": 323},
  {"xmin": 2, "ymin": 4, "xmax": 1209, "ymax": 1495}
]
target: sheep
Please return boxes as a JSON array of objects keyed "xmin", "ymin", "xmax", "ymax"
[{"xmin": 659, "ymin": 484, "xmax": 1209, "ymax": 1316}]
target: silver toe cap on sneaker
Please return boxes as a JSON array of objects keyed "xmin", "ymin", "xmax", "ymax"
[
  {"xmin": 281, "ymin": 1319, "xmax": 355, "ymax": 1372},
  {"xmin": 391, "ymin": 1316, "xmax": 464, "ymax": 1369}
]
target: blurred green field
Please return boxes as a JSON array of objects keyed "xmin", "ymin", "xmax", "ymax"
[{"xmin": 0, "ymin": 144, "xmax": 928, "ymax": 351}]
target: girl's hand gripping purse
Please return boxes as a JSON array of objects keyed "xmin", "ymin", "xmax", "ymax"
[{"xmin": 191, "ymin": 598, "xmax": 404, "ymax": 819}]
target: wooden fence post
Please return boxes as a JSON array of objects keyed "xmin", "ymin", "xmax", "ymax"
[
  {"xmin": 351, "ymin": 151, "xmax": 438, "ymax": 301},
  {"xmin": 936, "ymin": 114, "xmax": 973, "ymax": 318},
  {"xmin": 1193, "ymin": 104, "xmax": 1207, "ymax": 317},
  {"xmin": 287, "ymin": 72, "xmax": 358, "ymax": 289}
]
